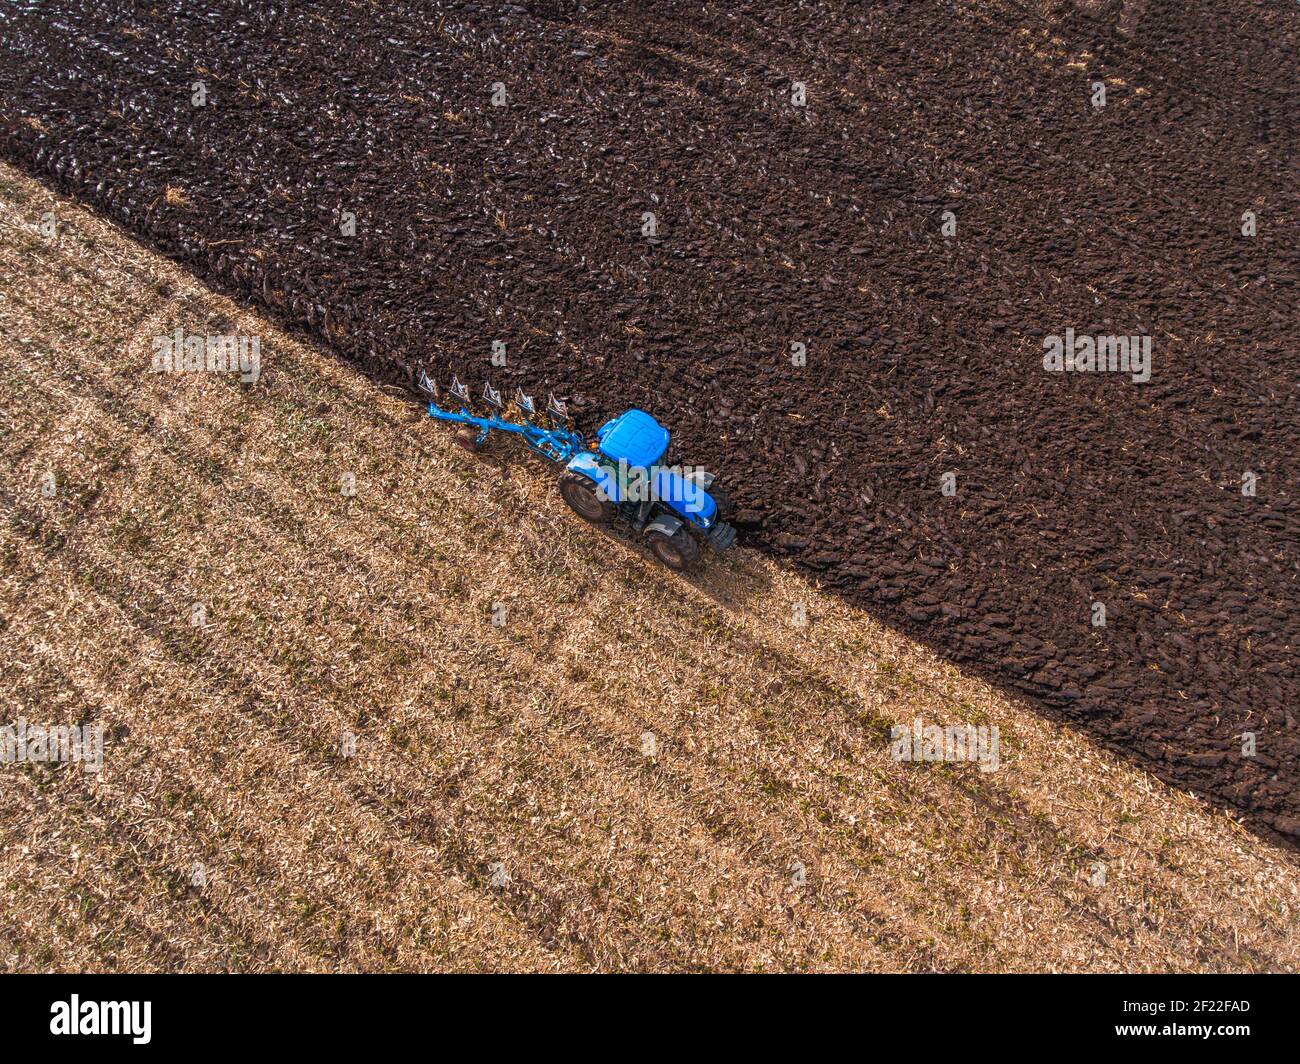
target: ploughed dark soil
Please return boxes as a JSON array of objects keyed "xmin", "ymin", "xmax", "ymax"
[{"xmin": 2, "ymin": 2, "xmax": 1297, "ymax": 843}]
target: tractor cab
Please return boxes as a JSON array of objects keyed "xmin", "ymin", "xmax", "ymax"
[
  {"xmin": 595, "ymin": 409, "xmax": 669, "ymax": 469},
  {"xmin": 583, "ymin": 408, "xmax": 723, "ymax": 531}
]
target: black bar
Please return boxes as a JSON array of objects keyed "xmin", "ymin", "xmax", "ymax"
[{"xmin": 3, "ymin": 973, "xmax": 1288, "ymax": 1051}]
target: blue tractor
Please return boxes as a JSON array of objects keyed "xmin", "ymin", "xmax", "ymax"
[{"xmin": 419, "ymin": 372, "xmax": 736, "ymax": 571}]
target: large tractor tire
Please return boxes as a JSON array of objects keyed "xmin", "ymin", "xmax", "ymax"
[
  {"xmin": 558, "ymin": 471, "xmax": 616, "ymax": 524},
  {"xmin": 646, "ymin": 528, "xmax": 701, "ymax": 572}
]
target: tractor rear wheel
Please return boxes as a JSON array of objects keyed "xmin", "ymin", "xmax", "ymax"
[
  {"xmin": 558, "ymin": 471, "xmax": 615, "ymax": 524},
  {"xmin": 646, "ymin": 528, "xmax": 701, "ymax": 572}
]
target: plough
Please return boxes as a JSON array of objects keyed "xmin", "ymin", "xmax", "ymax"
[{"xmin": 418, "ymin": 370, "xmax": 736, "ymax": 571}]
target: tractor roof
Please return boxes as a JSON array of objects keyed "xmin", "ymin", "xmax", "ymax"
[{"xmin": 597, "ymin": 408, "xmax": 669, "ymax": 468}]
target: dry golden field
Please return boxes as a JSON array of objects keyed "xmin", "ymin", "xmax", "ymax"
[{"xmin": 1, "ymin": 162, "xmax": 1297, "ymax": 972}]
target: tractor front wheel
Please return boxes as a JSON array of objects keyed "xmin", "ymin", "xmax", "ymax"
[
  {"xmin": 646, "ymin": 528, "xmax": 701, "ymax": 572},
  {"xmin": 558, "ymin": 471, "xmax": 615, "ymax": 524}
]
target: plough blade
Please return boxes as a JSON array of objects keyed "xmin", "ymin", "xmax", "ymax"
[
  {"xmin": 448, "ymin": 376, "xmax": 471, "ymax": 407},
  {"xmin": 547, "ymin": 392, "xmax": 569, "ymax": 422},
  {"xmin": 514, "ymin": 388, "xmax": 537, "ymax": 419},
  {"xmin": 482, "ymin": 381, "xmax": 504, "ymax": 410},
  {"xmin": 416, "ymin": 368, "xmax": 438, "ymax": 398}
]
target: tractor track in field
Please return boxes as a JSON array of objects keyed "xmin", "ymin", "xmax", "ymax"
[{"xmin": 1, "ymin": 0, "xmax": 1297, "ymax": 847}]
